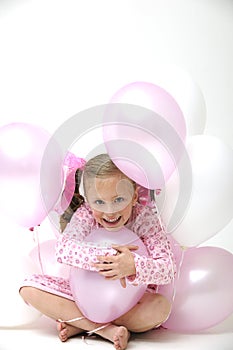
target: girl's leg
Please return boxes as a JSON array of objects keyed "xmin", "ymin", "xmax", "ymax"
[
  {"xmin": 20, "ymin": 287, "xmax": 129, "ymax": 350},
  {"xmin": 56, "ymin": 320, "xmax": 83, "ymax": 341},
  {"xmin": 114, "ymin": 292, "xmax": 171, "ymax": 333}
]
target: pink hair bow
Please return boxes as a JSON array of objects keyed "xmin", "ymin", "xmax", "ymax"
[{"xmin": 55, "ymin": 152, "xmax": 86, "ymax": 214}]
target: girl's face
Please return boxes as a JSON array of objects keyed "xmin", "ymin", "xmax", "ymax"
[{"xmin": 85, "ymin": 175, "xmax": 138, "ymax": 231}]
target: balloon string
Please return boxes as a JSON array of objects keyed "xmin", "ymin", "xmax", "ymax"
[
  {"xmin": 33, "ymin": 226, "xmax": 45, "ymax": 275},
  {"xmin": 87, "ymin": 323, "xmax": 112, "ymax": 336},
  {"xmin": 171, "ymin": 246, "xmax": 185, "ymax": 302},
  {"xmin": 160, "ymin": 246, "xmax": 185, "ymax": 325},
  {"xmin": 57, "ymin": 316, "xmax": 85, "ymax": 323}
]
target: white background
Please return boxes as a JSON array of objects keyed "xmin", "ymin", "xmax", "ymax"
[
  {"xmin": 0, "ymin": 0, "xmax": 232, "ymax": 251},
  {"xmin": 0, "ymin": 0, "xmax": 232, "ymax": 349}
]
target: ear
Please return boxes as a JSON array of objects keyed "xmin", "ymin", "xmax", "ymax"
[{"xmin": 132, "ymin": 186, "xmax": 139, "ymax": 206}]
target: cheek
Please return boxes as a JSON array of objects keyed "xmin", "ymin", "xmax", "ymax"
[
  {"xmin": 92, "ymin": 209, "xmax": 102, "ymax": 221},
  {"xmin": 121, "ymin": 204, "xmax": 133, "ymax": 218}
]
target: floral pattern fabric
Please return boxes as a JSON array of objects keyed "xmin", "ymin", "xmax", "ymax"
[{"xmin": 21, "ymin": 202, "xmax": 176, "ymax": 299}]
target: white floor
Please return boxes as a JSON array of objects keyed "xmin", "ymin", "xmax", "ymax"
[{"xmin": 1, "ymin": 313, "xmax": 232, "ymax": 350}]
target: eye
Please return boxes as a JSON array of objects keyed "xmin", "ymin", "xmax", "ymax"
[
  {"xmin": 114, "ymin": 197, "xmax": 125, "ymax": 203},
  {"xmin": 94, "ymin": 199, "xmax": 105, "ymax": 205}
]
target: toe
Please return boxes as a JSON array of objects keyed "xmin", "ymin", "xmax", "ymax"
[{"xmin": 56, "ymin": 321, "xmax": 62, "ymax": 332}]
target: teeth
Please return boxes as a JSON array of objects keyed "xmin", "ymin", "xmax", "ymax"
[{"xmin": 104, "ymin": 216, "xmax": 120, "ymax": 223}]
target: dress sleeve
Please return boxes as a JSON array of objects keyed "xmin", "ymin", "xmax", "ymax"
[
  {"xmin": 127, "ymin": 205, "xmax": 176, "ymax": 286},
  {"xmin": 55, "ymin": 204, "xmax": 116, "ymax": 270}
]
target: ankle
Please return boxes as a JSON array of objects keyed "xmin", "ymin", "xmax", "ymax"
[{"xmin": 87, "ymin": 322, "xmax": 113, "ymax": 336}]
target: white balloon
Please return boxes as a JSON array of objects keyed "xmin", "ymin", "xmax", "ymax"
[
  {"xmin": 159, "ymin": 135, "xmax": 233, "ymax": 246},
  {"xmin": 0, "ymin": 216, "xmax": 41, "ymax": 327},
  {"xmin": 149, "ymin": 64, "xmax": 207, "ymax": 136}
]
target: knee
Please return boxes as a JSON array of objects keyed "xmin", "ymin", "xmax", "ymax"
[
  {"xmin": 122, "ymin": 293, "xmax": 171, "ymax": 333},
  {"xmin": 136, "ymin": 293, "xmax": 171, "ymax": 332},
  {"xmin": 155, "ymin": 293, "xmax": 171, "ymax": 323},
  {"xmin": 19, "ymin": 286, "xmax": 36, "ymax": 305}
]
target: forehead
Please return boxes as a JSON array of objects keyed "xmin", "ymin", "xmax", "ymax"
[{"xmin": 85, "ymin": 175, "xmax": 134, "ymax": 198}]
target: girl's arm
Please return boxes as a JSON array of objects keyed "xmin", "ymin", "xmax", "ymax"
[
  {"xmin": 55, "ymin": 234, "xmax": 117, "ymax": 271},
  {"xmin": 127, "ymin": 228, "xmax": 176, "ymax": 286},
  {"xmin": 127, "ymin": 206, "xmax": 176, "ymax": 286},
  {"xmin": 55, "ymin": 203, "xmax": 116, "ymax": 270}
]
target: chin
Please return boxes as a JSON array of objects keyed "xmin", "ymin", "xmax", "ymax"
[{"xmin": 104, "ymin": 225, "xmax": 124, "ymax": 232}]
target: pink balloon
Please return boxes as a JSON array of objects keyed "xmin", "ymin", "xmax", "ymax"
[
  {"xmin": 0, "ymin": 122, "xmax": 63, "ymax": 227},
  {"xmin": 69, "ymin": 227, "xmax": 148, "ymax": 323},
  {"xmin": 162, "ymin": 246, "xmax": 233, "ymax": 332},
  {"xmin": 103, "ymin": 82, "xmax": 187, "ymax": 189},
  {"xmin": 29, "ymin": 239, "xmax": 71, "ymax": 278}
]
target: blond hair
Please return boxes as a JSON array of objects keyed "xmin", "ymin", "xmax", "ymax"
[
  {"xmin": 60, "ymin": 153, "xmax": 135, "ymax": 231},
  {"xmin": 83, "ymin": 153, "xmax": 136, "ymax": 193}
]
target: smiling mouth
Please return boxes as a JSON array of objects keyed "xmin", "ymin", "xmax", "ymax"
[{"xmin": 103, "ymin": 216, "xmax": 121, "ymax": 224}]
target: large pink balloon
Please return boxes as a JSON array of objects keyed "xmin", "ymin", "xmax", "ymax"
[
  {"xmin": 0, "ymin": 122, "xmax": 63, "ymax": 227},
  {"xmin": 69, "ymin": 227, "xmax": 148, "ymax": 323},
  {"xmin": 103, "ymin": 82, "xmax": 187, "ymax": 189},
  {"xmin": 162, "ymin": 246, "xmax": 233, "ymax": 332}
]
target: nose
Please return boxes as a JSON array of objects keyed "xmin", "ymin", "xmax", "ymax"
[{"xmin": 105, "ymin": 202, "xmax": 117, "ymax": 214}]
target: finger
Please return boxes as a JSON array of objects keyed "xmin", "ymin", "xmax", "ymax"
[
  {"xmin": 120, "ymin": 277, "xmax": 126, "ymax": 288},
  {"xmin": 112, "ymin": 244, "xmax": 139, "ymax": 252},
  {"xmin": 104, "ymin": 275, "xmax": 123, "ymax": 282},
  {"xmin": 106, "ymin": 275, "xmax": 125, "ymax": 283},
  {"xmin": 93, "ymin": 263, "xmax": 115, "ymax": 270},
  {"xmin": 98, "ymin": 270, "xmax": 117, "ymax": 277},
  {"xmin": 125, "ymin": 244, "xmax": 139, "ymax": 251},
  {"xmin": 96, "ymin": 255, "xmax": 116, "ymax": 263}
]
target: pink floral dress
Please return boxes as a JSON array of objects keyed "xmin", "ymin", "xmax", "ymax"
[{"xmin": 21, "ymin": 202, "xmax": 176, "ymax": 300}]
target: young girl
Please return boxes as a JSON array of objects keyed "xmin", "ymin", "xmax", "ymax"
[{"xmin": 20, "ymin": 153, "xmax": 176, "ymax": 350}]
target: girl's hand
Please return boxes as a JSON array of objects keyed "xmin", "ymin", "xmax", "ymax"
[{"xmin": 92, "ymin": 245, "xmax": 138, "ymax": 288}]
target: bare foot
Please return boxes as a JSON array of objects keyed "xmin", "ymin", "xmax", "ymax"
[
  {"xmin": 97, "ymin": 324, "xmax": 130, "ymax": 350},
  {"xmin": 113, "ymin": 326, "xmax": 130, "ymax": 350},
  {"xmin": 56, "ymin": 321, "xmax": 83, "ymax": 342}
]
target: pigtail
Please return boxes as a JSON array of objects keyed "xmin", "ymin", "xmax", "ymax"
[{"xmin": 59, "ymin": 168, "xmax": 85, "ymax": 232}]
